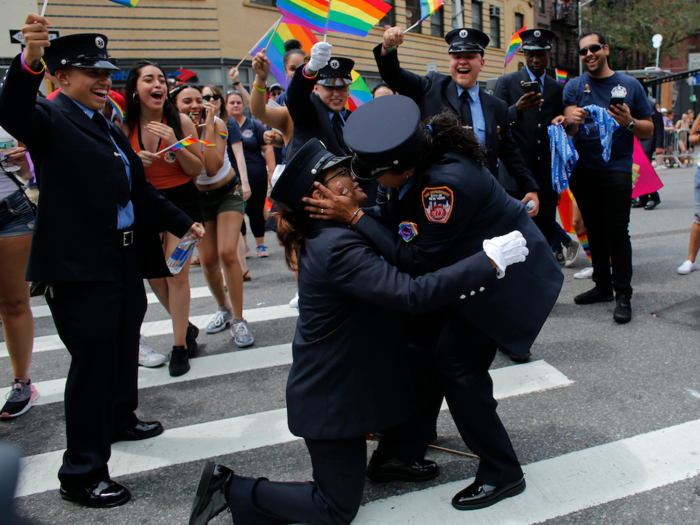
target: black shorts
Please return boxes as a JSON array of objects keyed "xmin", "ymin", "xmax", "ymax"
[{"xmin": 157, "ymin": 180, "xmax": 203, "ymax": 230}]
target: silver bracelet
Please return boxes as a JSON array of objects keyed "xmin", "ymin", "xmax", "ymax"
[{"xmin": 349, "ymin": 208, "xmax": 361, "ymax": 227}]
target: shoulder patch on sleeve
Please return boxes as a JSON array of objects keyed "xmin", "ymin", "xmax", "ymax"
[{"xmin": 422, "ymin": 186, "xmax": 454, "ymax": 223}]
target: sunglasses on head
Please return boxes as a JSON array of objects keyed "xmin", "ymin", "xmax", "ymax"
[
  {"xmin": 579, "ymin": 43, "xmax": 604, "ymax": 56},
  {"xmin": 202, "ymin": 94, "xmax": 222, "ymax": 102}
]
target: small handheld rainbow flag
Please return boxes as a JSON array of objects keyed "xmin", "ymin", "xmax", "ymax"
[
  {"xmin": 156, "ymin": 136, "xmax": 196, "ymax": 156},
  {"xmin": 555, "ymin": 69, "xmax": 568, "ymax": 83},
  {"xmin": 419, "ymin": 0, "xmax": 444, "ymax": 20},
  {"xmin": 277, "ymin": 0, "xmax": 391, "ymax": 37},
  {"xmin": 107, "ymin": 94, "xmax": 124, "ymax": 123},
  {"xmin": 109, "ymin": 0, "xmax": 139, "ymax": 6},
  {"xmin": 504, "ymin": 26, "xmax": 527, "ymax": 68},
  {"xmin": 199, "ymin": 140, "xmax": 216, "ymax": 148}
]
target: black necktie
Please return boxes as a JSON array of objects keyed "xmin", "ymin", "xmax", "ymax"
[
  {"xmin": 459, "ymin": 90, "xmax": 473, "ymax": 128},
  {"xmin": 332, "ymin": 113, "xmax": 347, "ymax": 154},
  {"xmin": 93, "ymin": 112, "xmax": 130, "ymax": 208}
]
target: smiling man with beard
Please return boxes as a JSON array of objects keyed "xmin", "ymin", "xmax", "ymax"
[{"xmin": 374, "ymin": 26, "xmax": 540, "ymax": 218}]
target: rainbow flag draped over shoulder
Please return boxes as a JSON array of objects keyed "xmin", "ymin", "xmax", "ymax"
[
  {"xmin": 278, "ymin": 0, "xmax": 391, "ymax": 37},
  {"xmin": 109, "ymin": 0, "xmax": 139, "ymax": 6},
  {"xmin": 346, "ymin": 70, "xmax": 372, "ymax": 111},
  {"xmin": 251, "ymin": 21, "xmax": 318, "ymax": 89},
  {"xmin": 504, "ymin": 26, "xmax": 526, "ymax": 68},
  {"xmin": 419, "ymin": 0, "xmax": 444, "ymax": 20},
  {"xmin": 555, "ymin": 69, "xmax": 568, "ymax": 83}
]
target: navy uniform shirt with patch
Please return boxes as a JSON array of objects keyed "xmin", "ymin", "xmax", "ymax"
[
  {"xmin": 229, "ymin": 117, "xmax": 268, "ymax": 183},
  {"xmin": 563, "ymin": 71, "xmax": 653, "ymax": 172}
]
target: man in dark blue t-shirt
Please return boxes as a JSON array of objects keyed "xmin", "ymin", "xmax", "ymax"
[{"xmin": 563, "ymin": 30, "xmax": 653, "ymax": 324}]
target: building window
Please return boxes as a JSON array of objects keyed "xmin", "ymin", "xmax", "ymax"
[
  {"xmin": 472, "ymin": 1, "xmax": 483, "ymax": 31},
  {"xmin": 430, "ymin": 8, "xmax": 443, "ymax": 37},
  {"xmin": 490, "ymin": 14, "xmax": 500, "ymax": 48},
  {"xmin": 378, "ymin": 0, "xmax": 395, "ymax": 27},
  {"xmin": 405, "ymin": 0, "xmax": 422, "ymax": 33},
  {"xmin": 248, "ymin": 0, "xmax": 276, "ymax": 6},
  {"xmin": 515, "ymin": 13, "xmax": 524, "ymax": 32},
  {"xmin": 539, "ymin": 0, "xmax": 546, "ymax": 13}
]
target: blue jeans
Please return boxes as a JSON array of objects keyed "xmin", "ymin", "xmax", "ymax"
[
  {"xmin": 550, "ymin": 222, "xmax": 571, "ymax": 252},
  {"xmin": 0, "ymin": 190, "xmax": 35, "ymax": 238}
]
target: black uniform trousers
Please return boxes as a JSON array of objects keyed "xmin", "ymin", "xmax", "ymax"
[
  {"xmin": 46, "ymin": 242, "xmax": 146, "ymax": 488},
  {"xmin": 228, "ymin": 437, "xmax": 367, "ymax": 525},
  {"xmin": 507, "ymin": 190, "xmax": 559, "ymax": 244},
  {"xmin": 569, "ymin": 168, "xmax": 633, "ymax": 295},
  {"xmin": 376, "ymin": 307, "xmax": 523, "ymax": 487}
]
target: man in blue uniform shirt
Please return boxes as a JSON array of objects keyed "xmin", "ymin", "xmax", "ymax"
[{"xmin": 563, "ymin": 30, "xmax": 653, "ymax": 323}]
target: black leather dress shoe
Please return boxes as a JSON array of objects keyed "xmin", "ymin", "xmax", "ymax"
[
  {"xmin": 366, "ymin": 454, "xmax": 439, "ymax": 483},
  {"xmin": 498, "ymin": 346, "xmax": 532, "ymax": 363},
  {"xmin": 630, "ymin": 198, "xmax": 645, "ymax": 208},
  {"xmin": 452, "ymin": 478, "xmax": 526, "ymax": 510},
  {"xmin": 644, "ymin": 199, "xmax": 659, "ymax": 210},
  {"xmin": 189, "ymin": 460, "xmax": 233, "ymax": 525},
  {"xmin": 60, "ymin": 479, "xmax": 131, "ymax": 508},
  {"xmin": 574, "ymin": 286, "xmax": 614, "ymax": 305},
  {"xmin": 112, "ymin": 420, "xmax": 164, "ymax": 443},
  {"xmin": 613, "ymin": 294, "xmax": 632, "ymax": 323}
]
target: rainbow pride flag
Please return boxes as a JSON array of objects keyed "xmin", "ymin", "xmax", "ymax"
[
  {"xmin": 170, "ymin": 137, "xmax": 198, "ymax": 152},
  {"xmin": 555, "ymin": 68, "xmax": 568, "ymax": 83},
  {"xmin": 346, "ymin": 70, "xmax": 372, "ymax": 111},
  {"xmin": 277, "ymin": 0, "xmax": 330, "ymax": 32},
  {"xmin": 109, "ymin": 0, "xmax": 139, "ymax": 6},
  {"xmin": 419, "ymin": 0, "xmax": 444, "ymax": 20},
  {"xmin": 277, "ymin": 0, "xmax": 391, "ymax": 37},
  {"xmin": 107, "ymin": 93, "xmax": 123, "ymax": 123},
  {"xmin": 504, "ymin": 26, "xmax": 526, "ymax": 68},
  {"xmin": 251, "ymin": 20, "xmax": 318, "ymax": 89}
]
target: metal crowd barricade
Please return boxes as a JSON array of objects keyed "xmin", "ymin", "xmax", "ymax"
[{"xmin": 655, "ymin": 129, "xmax": 695, "ymax": 167}]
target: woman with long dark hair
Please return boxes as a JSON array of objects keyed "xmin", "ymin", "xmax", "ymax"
[
  {"xmin": 172, "ymin": 85, "xmax": 254, "ymax": 347},
  {"xmin": 123, "ymin": 61, "xmax": 203, "ymax": 377}
]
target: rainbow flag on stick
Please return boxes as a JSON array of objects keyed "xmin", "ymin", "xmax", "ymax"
[
  {"xmin": 109, "ymin": 0, "xmax": 139, "ymax": 6},
  {"xmin": 251, "ymin": 20, "xmax": 319, "ymax": 89},
  {"xmin": 346, "ymin": 70, "xmax": 372, "ymax": 111},
  {"xmin": 277, "ymin": 0, "xmax": 330, "ymax": 33},
  {"xmin": 156, "ymin": 135, "xmax": 196, "ymax": 156},
  {"xmin": 504, "ymin": 26, "xmax": 527, "ymax": 68},
  {"xmin": 277, "ymin": 0, "xmax": 391, "ymax": 37},
  {"xmin": 107, "ymin": 94, "xmax": 123, "ymax": 123},
  {"xmin": 404, "ymin": 0, "xmax": 444, "ymax": 33},
  {"xmin": 555, "ymin": 68, "xmax": 568, "ymax": 83}
]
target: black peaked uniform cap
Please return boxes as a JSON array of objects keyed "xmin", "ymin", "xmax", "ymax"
[
  {"xmin": 520, "ymin": 29, "xmax": 556, "ymax": 51},
  {"xmin": 43, "ymin": 33, "xmax": 119, "ymax": 74},
  {"xmin": 445, "ymin": 28, "xmax": 490, "ymax": 54},
  {"xmin": 317, "ymin": 57, "xmax": 355, "ymax": 86}
]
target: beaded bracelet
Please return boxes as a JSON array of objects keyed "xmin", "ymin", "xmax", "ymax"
[
  {"xmin": 382, "ymin": 42, "xmax": 397, "ymax": 53},
  {"xmin": 302, "ymin": 66, "xmax": 319, "ymax": 80},
  {"xmin": 253, "ymin": 82, "xmax": 267, "ymax": 93},
  {"xmin": 20, "ymin": 53, "xmax": 45, "ymax": 75}
]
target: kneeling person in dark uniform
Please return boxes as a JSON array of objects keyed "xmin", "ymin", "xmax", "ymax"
[{"xmin": 0, "ymin": 14, "xmax": 203, "ymax": 508}]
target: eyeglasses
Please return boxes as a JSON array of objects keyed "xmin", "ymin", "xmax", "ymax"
[
  {"xmin": 350, "ymin": 155, "xmax": 394, "ymax": 181},
  {"xmin": 579, "ymin": 43, "xmax": 604, "ymax": 56},
  {"xmin": 322, "ymin": 168, "xmax": 352, "ymax": 186},
  {"xmin": 202, "ymin": 94, "xmax": 222, "ymax": 102}
]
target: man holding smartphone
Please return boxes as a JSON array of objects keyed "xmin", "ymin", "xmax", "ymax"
[
  {"xmin": 494, "ymin": 29, "xmax": 566, "ymax": 245},
  {"xmin": 563, "ymin": 30, "xmax": 653, "ymax": 324}
]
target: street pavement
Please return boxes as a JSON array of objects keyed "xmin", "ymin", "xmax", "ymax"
[{"xmin": 2, "ymin": 165, "xmax": 700, "ymax": 524}]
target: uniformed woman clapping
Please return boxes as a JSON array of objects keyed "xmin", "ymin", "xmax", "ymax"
[{"xmin": 0, "ymin": 13, "xmax": 203, "ymax": 508}]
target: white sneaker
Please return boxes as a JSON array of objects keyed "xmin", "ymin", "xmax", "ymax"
[
  {"xmin": 206, "ymin": 308, "xmax": 233, "ymax": 334},
  {"xmin": 677, "ymin": 260, "xmax": 697, "ymax": 275},
  {"xmin": 573, "ymin": 267, "xmax": 594, "ymax": 279},
  {"xmin": 289, "ymin": 292, "xmax": 299, "ymax": 308},
  {"xmin": 564, "ymin": 239, "xmax": 581, "ymax": 267},
  {"xmin": 139, "ymin": 335, "xmax": 167, "ymax": 367}
]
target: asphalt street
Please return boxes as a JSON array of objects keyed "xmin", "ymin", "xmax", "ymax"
[{"xmin": 2, "ymin": 165, "xmax": 700, "ymax": 524}]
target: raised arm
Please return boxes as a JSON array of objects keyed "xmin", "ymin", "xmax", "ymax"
[
  {"xmin": 249, "ymin": 50, "xmax": 294, "ymax": 137},
  {"xmin": 373, "ymin": 27, "xmax": 430, "ymax": 102}
]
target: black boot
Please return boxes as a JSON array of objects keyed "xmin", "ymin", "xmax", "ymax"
[
  {"xmin": 169, "ymin": 345, "xmax": 190, "ymax": 377},
  {"xmin": 613, "ymin": 294, "xmax": 632, "ymax": 323},
  {"xmin": 186, "ymin": 322, "xmax": 199, "ymax": 357}
]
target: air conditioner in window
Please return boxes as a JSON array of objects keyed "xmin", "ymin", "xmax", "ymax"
[{"xmin": 489, "ymin": 6, "xmax": 501, "ymax": 17}]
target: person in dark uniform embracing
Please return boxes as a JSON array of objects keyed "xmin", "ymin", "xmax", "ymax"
[
  {"xmin": 305, "ymin": 95, "xmax": 564, "ymax": 511},
  {"xmin": 375, "ymin": 25, "xmax": 541, "ymax": 218},
  {"xmin": 494, "ymin": 29, "xmax": 568, "ymax": 244},
  {"xmin": 187, "ymin": 138, "xmax": 531, "ymax": 525},
  {"xmin": 286, "ymin": 42, "xmax": 379, "ymax": 206},
  {"xmin": 0, "ymin": 13, "xmax": 203, "ymax": 508}
]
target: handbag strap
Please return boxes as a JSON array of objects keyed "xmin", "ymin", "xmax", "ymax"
[{"xmin": 1, "ymin": 163, "xmax": 36, "ymax": 211}]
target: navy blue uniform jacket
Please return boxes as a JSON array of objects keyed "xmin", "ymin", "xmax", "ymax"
[
  {"xmin": 494, "ymin": 68, "xmax": 564, "ymax": 195},
  {"xmin": 0, "ymin": 55, "xmax": 193, "ymax": 282},
  {"xmin": 373, "ymin": 44, "xmax": 538, "ymax": 195},
  {"xmin": 355, "ymin": 151, "xmax": 563, "ymax": 358},
  {"xmin": 288, "ymin": 220, "xmax": 498, "ymax": 439}
]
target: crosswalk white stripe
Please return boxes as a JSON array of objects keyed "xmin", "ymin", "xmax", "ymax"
[
  {"xmin": 0, "ymin": 304, "xmax": 298, "ymax": 358},
  {"xmin": 29, "ymin": 286, "xmax": 215, "ymax": 319},
  {"xmin": 353, "ymin": 418, "xmax": 700, "ymax": 524},
  {"xmin": 15, "ymin": 360, "xmax": 572, "ymax": 497}
]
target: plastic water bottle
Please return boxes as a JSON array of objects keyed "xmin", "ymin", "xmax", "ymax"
[
  {"xmin": 166, "ymin": 233, "xmax": 199, "ymax": 275},
  {"xmin": 0, "ymin": 126, "xmax": 20, "ymax": 173},
  {"xmin": 525, "ymin": 200, "xmax": 536, "ymax": 212}
]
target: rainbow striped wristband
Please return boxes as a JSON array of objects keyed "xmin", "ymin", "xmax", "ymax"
[{"xmin": 20, "ymin": 53, "xmax": 45, "ymax": 75}]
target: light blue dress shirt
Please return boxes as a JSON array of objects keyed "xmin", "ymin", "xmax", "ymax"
[
  {"xmin": 525, "ymin": 65, "xmax": 545, "ymax": 96},
  {"xmin": 71, "ymin": 99, "xmax": 134, "ymax": 229},
  {"xmin": 456, "ymin": 84, "xmax": 487, "ymax": 146},
  {"xmin": 327, "ymin": 109, "xmax": 346, "ymax": 128}
]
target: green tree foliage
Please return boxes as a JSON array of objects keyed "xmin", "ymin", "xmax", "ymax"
[{"xmin": 582, "ymin": 0, "xmax": 700, "ymax": 70}]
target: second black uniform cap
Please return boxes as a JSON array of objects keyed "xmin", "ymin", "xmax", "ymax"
[
  {"xmin": 520, "ymin": 29, "xmax": 556, "ymax": 51},
  {"xmin": 344, "ymin": 95, "xmax": 424, "ymax": 180},
  {"xmin": 445, "ymin": 28, "xmax": 490, "ymax": 54},
  {"xmin": 43, "ymin": 33, "xmax": 119, "ymax": 74},
  {"xmin": 317, "ymin": 57, "xmax": 355, "ymax": 86}
]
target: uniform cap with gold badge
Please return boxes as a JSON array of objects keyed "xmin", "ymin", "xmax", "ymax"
[
  {"xmin": 344, "ymin": 95, "xmax": 424, "ymax": 181},
  {"xmin": 317, "ymin": 57, "xmax": 355, "ymax": 87},
  {"xmin": 520, "ymin": 29, "xmax": 556, "ymax": 51},
  {"xmin": 43, "ymin": 33, "xmax": 119, "ymax": 75},
  {"xmin": 444, "ymin": 28, "xmax": 490, "ymax": 55}
]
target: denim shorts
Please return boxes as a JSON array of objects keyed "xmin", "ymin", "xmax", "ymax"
[
  {"xmin": 694, "ymin": 166, "xmax": 700, "ymax": 224},
  {"xmin": 0, "ymin": 190, "xmax": 35, "ymax": 238}
]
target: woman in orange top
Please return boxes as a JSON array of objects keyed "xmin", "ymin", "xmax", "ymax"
[{"xmin": 123, "ymin": 61, "xmax": 203, "ymax": 377}]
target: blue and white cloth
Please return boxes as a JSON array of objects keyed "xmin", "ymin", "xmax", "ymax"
[
  {"xmin": 548, "ymin": 124, "xmax": 578, "ymax": 193},
  {"xmin": 579, "ymin": 105, "xmax": 620, "ymax": 163}
]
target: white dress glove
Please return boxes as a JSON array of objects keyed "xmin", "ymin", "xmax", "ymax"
[
  {"xmin": 482, "ymin": 230, "xmax": 529, "ymax": 279},
  {"xmin": 308, "ymin": 42, "xmax": 332, "ymax": 72}
]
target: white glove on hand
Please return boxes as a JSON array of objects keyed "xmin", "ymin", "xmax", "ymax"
[
  {"xmin": 308, "ymin": 42, "xmax": 332, "ymax": 72},
  {"xmin": 482, "ymin": 230, "xmax": 529, "ymax": 279}
]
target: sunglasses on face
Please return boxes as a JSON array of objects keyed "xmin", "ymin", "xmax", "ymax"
[
  {"xmin": 202, "ymin": 94, "xmax": 222, "ymax": 102},
  {"xmin": 579, "ymin": 43, "xmax": 604, "ymax": 56},
  {"xmin": 322, "ymin": 168, "xmax": 352, "ymax": 186}
]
